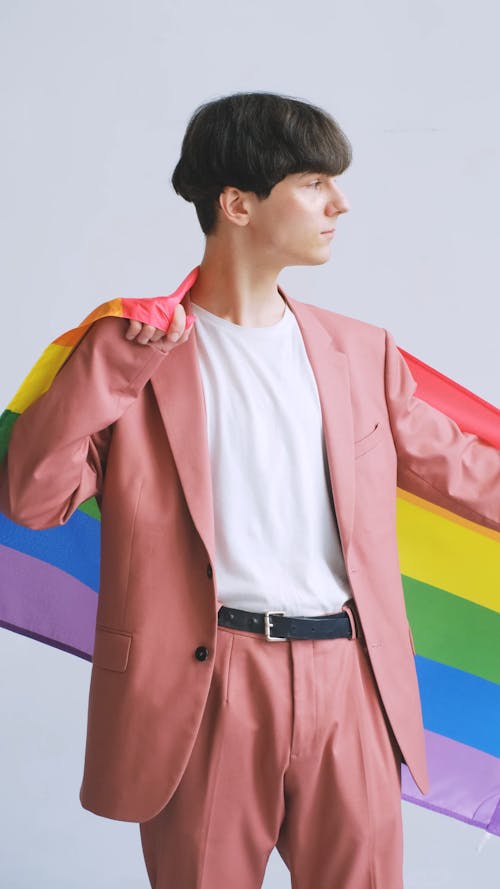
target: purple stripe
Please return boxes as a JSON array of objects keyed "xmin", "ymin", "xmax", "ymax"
[
  {"xmin": 0, "ymin": 621, "xmax": 92, "ymax": 661},
  {"xmin": 0, "ymin": 545, "xmax": 97, "ymax": 657},
  {"xmin": 490, "ymin": 801, "xmax": 500, "ymax": 835},
  {"xmin": 402, "ymin": 729, "xmax": 500, "ymax": 835}
]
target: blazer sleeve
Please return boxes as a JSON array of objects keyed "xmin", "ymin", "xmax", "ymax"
[
  {"xmin": 0, "ymin": 316, "xmax": 169, "ymax": 530},
  {"xmin": 383, "ymin": 327, "xmax": 500, "ymax": 533}
]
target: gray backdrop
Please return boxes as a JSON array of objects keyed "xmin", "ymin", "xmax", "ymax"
[{"xmin": 1, "ymin": 0, "xmax": 499, "ymax": 886}]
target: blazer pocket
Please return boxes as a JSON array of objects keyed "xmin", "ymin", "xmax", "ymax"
[
  {"xmin": 92, "ymin": 625, "xmax": 133, "ymax": 672},
  {"xmin": 354, "ymin": 421, "xmax": 384, "ymax": 459}
]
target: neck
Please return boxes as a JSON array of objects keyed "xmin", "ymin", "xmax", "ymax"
[{"xmin": 187, "ymin": 238, "xmax": 286, "ymax": 327}]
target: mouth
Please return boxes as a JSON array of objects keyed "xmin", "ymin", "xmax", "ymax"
[{"xmin": 321, "ymin": 229, "xmax": 336, "ymax": 235}]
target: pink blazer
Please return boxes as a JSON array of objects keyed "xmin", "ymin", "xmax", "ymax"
[{"xmin": 2, "ymin": 271, "xmax": 500, "ymax": 822}]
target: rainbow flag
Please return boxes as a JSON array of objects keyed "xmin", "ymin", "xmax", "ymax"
[
  {"xmin": 0, "ymin": 290, "xmax": 498, "ymax": 836},
  {"xmin": 396, "ymin": 349, "xmax": 500, "ymax": 836}
]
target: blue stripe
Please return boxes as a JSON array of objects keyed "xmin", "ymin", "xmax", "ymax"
[
  {"xmin": 0, "ymin": 511, "xmax": 100, "ymax": 591},
  {"xmin": 416, "ymin": 655, "xmax": 500, "ymax": 757}
]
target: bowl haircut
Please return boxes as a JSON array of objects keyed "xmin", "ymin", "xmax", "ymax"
[{"xmin": 171, "ymin": 91, "xmax": 352, "ymax": 236}]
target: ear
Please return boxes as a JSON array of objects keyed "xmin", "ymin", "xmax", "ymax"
[{"xmin": 218, "ymin": 187, "xmax": 251, "ymax": 227}]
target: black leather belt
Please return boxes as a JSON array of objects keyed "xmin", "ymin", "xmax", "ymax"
[{"xmin": 217, "ymin": 604, "xmax": 356, "ymax": 641}]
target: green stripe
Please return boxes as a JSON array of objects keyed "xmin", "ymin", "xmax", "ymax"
[
  {"xmin": 0, "ymin": 409, "xmax": 19, "ymax": 462},
  {"xmin": 403, "ymin": 574, "xmax": 500, "ymax": 685},
  {"xmin": 79, "ymin": 497, "xmax": 101, "ymax": 520}
]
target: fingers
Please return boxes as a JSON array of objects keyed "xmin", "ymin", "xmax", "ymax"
[
  {"xmin": 125, "ymin": 319, "xmax": 143, "ymax": 340},
  {"xmin": 149, "ymin": 328, "xmax": 165, "ymax": 343},
  {"xmin": 126, "ymin": 319, "xmax": 167, "ymax": 344},
  {"xmin": 166, "ymin": 303, "xmax": 186, "ymax": 342},
  {"xmin": 125, "ymin": 302, "xmax": 193, "ymax": 349},
  {"xmin": 135, "ymin": 324, "xmax": 162, "ymax": 345}
]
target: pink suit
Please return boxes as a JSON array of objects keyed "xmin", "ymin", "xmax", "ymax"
[{"xmin": 3, "ymin": 267, "xmax": 500, "ymax": 886}]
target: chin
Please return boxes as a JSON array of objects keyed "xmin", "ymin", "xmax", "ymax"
[
  {"xmin": 305, "ymin": 251, "xmax": 331, "ymax": 267},
  {"xmin": 284, "ymin": 246, "xmax": 331, "ymax": 268}
]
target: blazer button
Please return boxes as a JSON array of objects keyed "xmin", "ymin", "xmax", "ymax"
[
  {"xmin": 195, "ymin": 646, "xmax": 209, "ymax": 661},
  {"xmin": 206, "ymin": 564, "xmax": 213, "ymax": 579}
]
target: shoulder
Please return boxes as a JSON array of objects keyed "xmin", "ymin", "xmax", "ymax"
[
  {"xmin": 72, "ymin": 314, "xmax": 130, "ymax": 350},
  {"xmin": 53, "ymin": 315, "xmax": 143, "ymax": 382},
  {"xmin": 293, "ymin": 299, "xmax": 387, "ymax": 351}
]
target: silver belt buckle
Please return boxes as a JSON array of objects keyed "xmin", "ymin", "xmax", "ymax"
[{"xmin": 264, "ymin": 610, "xmax": 287, "ymax": 641}]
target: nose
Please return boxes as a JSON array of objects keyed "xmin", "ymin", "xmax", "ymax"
[{"xmin": 326, "ymin": 181, "xmax": 350, "ymax": 216}]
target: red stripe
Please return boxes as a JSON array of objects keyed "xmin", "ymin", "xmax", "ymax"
[{"xmin": 400, "ymin": 347, "xmax": 500, "ymax": 447}]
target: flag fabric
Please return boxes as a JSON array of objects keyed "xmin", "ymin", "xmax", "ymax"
[
  {"xmin": 396, "ymin": 348, "xmax": 500, "ymax": 836},
  {"xmin": 0, "ymin": 279, "xmax": 498, "ymax": 836}
]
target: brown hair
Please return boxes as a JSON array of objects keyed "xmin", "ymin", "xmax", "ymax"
[{"xmin": 171, "ymin": 91, "xmax": 352, "ymax": 236}]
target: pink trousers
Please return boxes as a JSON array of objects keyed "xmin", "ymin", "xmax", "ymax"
[{"xmin": 139, "ymin": 603, "xmax": 403, "ymax": 889}]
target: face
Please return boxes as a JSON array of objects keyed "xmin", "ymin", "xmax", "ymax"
[{"xmin": 242, "ymin": 171, "xmax": 350, "ymax": 268}]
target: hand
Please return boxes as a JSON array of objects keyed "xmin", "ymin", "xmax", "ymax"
[{"xmin": 124, "ymin": 302, "xmax": 194, "ymax": 354}]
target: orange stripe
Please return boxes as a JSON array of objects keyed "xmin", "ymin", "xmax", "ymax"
[{"xmin": 53, "ymin": 299, "xmax": 124, "ymax": 347}]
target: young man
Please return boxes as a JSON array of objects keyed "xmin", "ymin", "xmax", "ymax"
[{"xmin": 3, "ymin": 92, "xmax": 500, "ymax": 889}]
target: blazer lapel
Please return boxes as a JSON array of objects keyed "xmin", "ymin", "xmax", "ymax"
[
  {"xmin": 150, "ymin": 269, "xmax": 356, "ymax": 574},
  {"xmin": 280, "ymin": 290, "xmax": 356, "ymax": 567},
  {"xmin": 150, "ymin": 316, "xmax": 217, "ymax": 567}
]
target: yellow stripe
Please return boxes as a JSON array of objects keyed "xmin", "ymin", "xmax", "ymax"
[
  {"xmin": 7, "ymin": 302, "xmax": 124, "ymax": 413},
  {"xmin": 396, "ymin": 488, "xmax": 500, "ymax": 613},
  {"xmin": 7, "ymin": 343, "xmax": 72, "ymax": 413}
]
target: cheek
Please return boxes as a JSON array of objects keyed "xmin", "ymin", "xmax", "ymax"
[
  {"xmin": 254, "ymin": 196, "xmax": 316, "ymax": 248},
  {"xmin": 277, "ymin": 201, "xmax": 312, "ymax": 238},
  {"xmin": 256, "ymin": 206, "xmax": 296, "ymax": 245}
]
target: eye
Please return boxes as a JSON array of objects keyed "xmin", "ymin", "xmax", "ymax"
[{"xmin": 308, "ymin": 180, "xmax": 322, "ymax": 189}]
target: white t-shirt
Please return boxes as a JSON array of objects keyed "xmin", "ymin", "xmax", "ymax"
[{"xmin": 189, "ymin": 297, "xmax": 352, "ymax": 617}]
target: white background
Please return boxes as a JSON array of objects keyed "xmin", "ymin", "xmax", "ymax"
[{"xmin": 0, "ymin": 0, "xmax": 499, "ymax": 886}]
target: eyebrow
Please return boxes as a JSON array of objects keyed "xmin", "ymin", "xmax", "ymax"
[{"xmin": 298, "ymin": 171, "xmax": 338, "ymax": 179}]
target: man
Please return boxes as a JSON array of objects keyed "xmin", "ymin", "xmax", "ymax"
[{"xmin": 2, "ymin": 91, "xmax": 500, "ymax": 889}]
